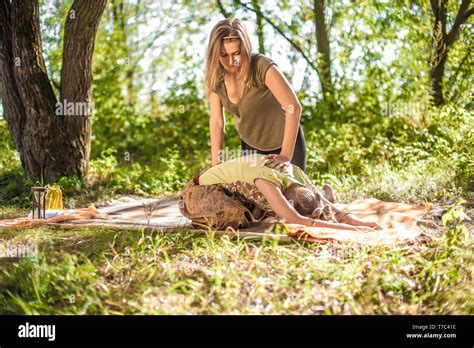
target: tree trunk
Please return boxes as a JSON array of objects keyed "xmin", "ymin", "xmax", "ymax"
[
  {"xmin": 59, "ymin": 0, "xmax": 107, "ymax": 180},
  {"xmin": 1, "ymin": 0, "xmax": 63, "ymax": 182},
  {"xmin": 429, "ymin": 0, "xmax": 473, "ymax": 106},
  {"xmin": 0, "ymin": 0, "xmax": 106, "ymax": 183},
  {"xmin": 251, "ymin": 0, "xmax": 265, "ymax": 54},
  {"xmin": 313, "ymin": 0, "xmax": 334, "ymax": 101},
  {"xmin": 429, "ymin": 0, "xmax": 448, "ymax": 106},
  {"xmin": 430, "ymin": 48, "xmax": 448, "ymax": 106}
]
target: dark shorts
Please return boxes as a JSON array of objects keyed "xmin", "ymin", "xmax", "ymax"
[{"xmin": 240, "ymin": 124, "xmax": 307, "ymax": 172}]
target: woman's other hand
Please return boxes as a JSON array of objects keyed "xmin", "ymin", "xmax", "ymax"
[
  {"xmin": 344, "ymin": 213, "xmax": 385, "ymax": 230},
  {"xmin": 357, "ymin": 220, "xmax": 384, "ymax": 230},
  {"xmin": 365, "ymin": 221, "xmax": 384, "ymax": 230},
  {"xmin": 263, "ymin": 154, "xmax": 290, "ymax": 171}
]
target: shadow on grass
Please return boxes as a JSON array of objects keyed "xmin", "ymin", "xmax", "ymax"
[{"xmin": 0, "ymin": 225, "xmax": 204, "ymax": 262}]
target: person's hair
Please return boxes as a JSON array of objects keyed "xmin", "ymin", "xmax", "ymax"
[
  {"xmin": 204, "ymin": 18, "xmax": 253, "ymax": 96},
  {"xmin": 283, "ymin": 184, "xmax": 320, "ymax": 217}
]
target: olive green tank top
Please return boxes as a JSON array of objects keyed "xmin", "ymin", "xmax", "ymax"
[
  {"xmin": 198, "ymin": 153, "xmax": 316, "ymax": 193},
  {"xmin": 215, "ymin": 53, "xmax": 286, "ymax": 151}
]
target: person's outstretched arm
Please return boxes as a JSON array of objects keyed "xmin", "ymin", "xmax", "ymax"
[
  {"xmin": 313, "ymin": 188, "xmax": 383, "ymax": 229},
  {"xmin": 262, "ymin": 65, "xmax": 302, "ymax": 170},
  {"xmin": 209, "ymin": 90, "xmax": 225, "ymax": 166},
  {"xmin": 254, "ymin": 179, "xmax": 371, "ymax": 231}
]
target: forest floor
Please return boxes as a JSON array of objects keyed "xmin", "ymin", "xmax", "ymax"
[{"xmin": 0, "ymin": 168, "xmax": 472, "ymax": 315}]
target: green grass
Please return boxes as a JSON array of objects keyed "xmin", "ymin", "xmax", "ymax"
[
  {"xmin": 0, "ymin": 222, "xmax": 472, "ymax": 314},
  {"xmin": 325, "ymin": 155, "xmax": 470, "ymax": 205},
  {"xmin": 0, "ymin": 160, "xmax": 472, "ymax": 315}
]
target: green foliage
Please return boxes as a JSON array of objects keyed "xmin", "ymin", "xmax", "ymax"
[
  {"xmin": 0, "ymin": 169, "xmax": 33, "ymax": 208},
  {"xmin": 0, "ymin": 120, "xmax": 19, "ymax": 172},
  {"xmin": 87, "ymin": 144, "xmax": 193, "ymax": 196},
  {"xmin": 441, "ymin": 199, "xmax": 470, "ymax": 249},
  {"xmin": 302, "ymin": 102, "xmax": 472, "ymax": 187},
  {"xmin": 57, "ymin": 175, "xmax": 85, "ymax": 194}
]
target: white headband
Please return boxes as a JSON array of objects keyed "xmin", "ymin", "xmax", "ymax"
[{"xmin": 222, "ymin": 35, "xmax": 240, "ymax": 40}]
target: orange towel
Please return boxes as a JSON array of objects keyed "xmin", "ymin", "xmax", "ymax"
[
  {"xmin": 285, "ymin": 198, "xmax": 431, "ymax": 245},
  {"xmin": 0, "ymin": 206, "xmax": 109, "ymax": 229}
]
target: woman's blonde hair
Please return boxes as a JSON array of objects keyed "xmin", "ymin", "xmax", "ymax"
[{"xmin": 204, "ymin": 18, "xmax": 253, "ymax": 96}]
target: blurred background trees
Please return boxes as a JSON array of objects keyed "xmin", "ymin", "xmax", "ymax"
[{"xmin": 0, "ymin": 0, "xmax": 472, "ymax": 206}]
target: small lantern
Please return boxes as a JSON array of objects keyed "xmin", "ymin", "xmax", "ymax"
[{"xmin": 31, "ymin": 187, "xmax": 47, "ymax": 219}]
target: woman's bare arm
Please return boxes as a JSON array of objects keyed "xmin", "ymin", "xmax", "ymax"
[
  {"xmin": 208, "ymin": 91, "xmax": 225, "ymax": 166},
  {"xmin": 254, "ymin": 179, "xmax": 368, "ymax": 231},
  {"xmin": 264, "ymin": 66, "xmax": 302, "ymax": 162}
]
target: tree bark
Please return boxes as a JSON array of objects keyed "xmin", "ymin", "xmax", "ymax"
[
  {"xmin": 1, "ymin": 0, "xmax": 63, "ymax": 182},
  {"xmin": 429, "ymin": 0, "xmax": 473, "ymax": 106},
  {"xmin": 0, "ymin": 0, "xmax": 106, "ymax": 183},
  {"xmin": 313, "ymin": 0, "xmax": 334, "ymax": 101},
  {"xmin": 59, "ymin": 0, "xmax": 107, "ymax": 179}
]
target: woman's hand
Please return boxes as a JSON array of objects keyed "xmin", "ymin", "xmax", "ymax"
[
  {"xmin": 309, "ymin": 218, "xmax": 370, "ymax": 231},
  {"xmin": 344, "ymin": 213, "xmax": 384, "ymax": 230},
  {"xmin": 263, "ymin": 154, "xmax": 290, "ymax": 171},
  {"xmin": 364, "ymin": 221, "xmax": 384, "ymax": 230}
]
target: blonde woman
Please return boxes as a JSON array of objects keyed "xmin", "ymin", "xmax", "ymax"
[{"xmin": 204, "ymin": 18, "xmax": 307, "ymax": 172}]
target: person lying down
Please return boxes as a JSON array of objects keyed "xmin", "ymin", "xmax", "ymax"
[{"xmin": 196, "ymin": 153, "xmax": 382, "ymax": 231}]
